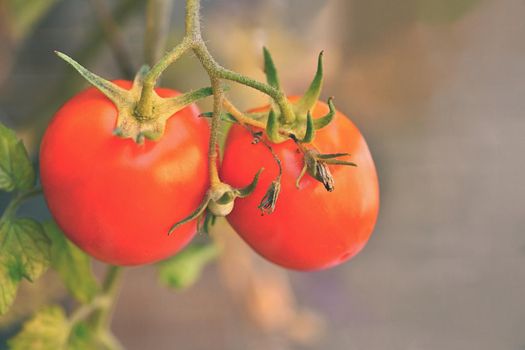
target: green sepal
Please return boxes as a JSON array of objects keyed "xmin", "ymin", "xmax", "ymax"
[
  {"xmin": 317, "ymin": 152, "xmax": 351, "ymax": 159},
  {"xmin": 168, "ymin": 194, "xmax": 211, "ymax": 235},
  {"xmin": 298, "ymin": 111, "xmax": 315, "ymax": 143},
  {"xmin": 295, "ymin": 51, "xmax": 324, "ymax": 116},
  {"xmin": 154, "ymin": 86, "xmax": 213, "ymax": 119},
  {"xmin": 157, "ymin": 243, "xmax": 220, "ymax": 290},
  {"xmin": 313, "ymin": 97, "xmax": 336, "ymax": 130},
  {"xmin": 170, "ymin": 169, "xmax": 262, "ymax": 233},
  {"xmin": 215, "ymin": 191, "xmax": 235, "ymax": 205},
  {"xmin": 263, "ymin": 47, "xmax": 280, "ymax": 89},
  {"xmin": 0, "ymin": 122, "xmax": 36, "ymax": 192},
  {"xmin": 56, "ymin": 51, "xmax": 213, "ymax": 143},
  {"xmin": 201, "ymin": 210, "xmax": 217, "ymax": 234},
  {"xmin": 266, "ymin": 109, "xmax": 287, "ymax": 143},
  {"xmin": 55, "ymin": 51, "xmax": 130, "ymax": 106},
  {"xmin": 324, "ymin": 160, "xmax": 357, "ymax": 167},
  {"xmin": 236, "ymin": 168, "xmax": 264, "ymax": 198},
  {"xmin": 133, "ymin": 87, "xmax": 214, "ymax": 141}
]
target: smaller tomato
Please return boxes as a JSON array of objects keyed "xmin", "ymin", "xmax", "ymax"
[
  {"xmin": 40, "ymin": 81, "xmax": 210, "ymax": 265},
  {"xmin": 221, "ymin": 98, "xmax": 379, "ymax": 271}
]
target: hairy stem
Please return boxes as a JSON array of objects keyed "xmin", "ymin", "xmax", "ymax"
[
  {"xmin": 136, "ymin": 0, "xmax": 296, "ymax": 122},
  {"xmin": 135, "ymin": 38, "xmax": 192, "ymax": 118},
  {"xmin": 223, "ymin": 98, "xmax": 266, "ymax": 129},
  {"xmin": 185, "ymin": 0, "xmax": 202, "ymax": 39},
  {"xmin": 208, "ymin": 78, "xmax": 223, "ymax": 185}
]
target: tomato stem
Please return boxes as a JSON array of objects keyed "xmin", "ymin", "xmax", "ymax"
[
  {"xmin": 208, "ymin": 78, "xmax": 223, "ymax": 185},
  {"xmin": 135, "ymin": 0, "xmax": 297, "ymax": 123},
  {"xmin": 135, "ymin": 39, "xmax": 192, "ymax": 119},
  {"xmin": 0, "ymin": 187, "xmax": 43, "ymax": 225}
]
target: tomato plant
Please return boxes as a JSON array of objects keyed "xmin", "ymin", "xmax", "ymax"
[
  {"xmin": 221, "ymin": 98, "xmax": 379, "ymax": 270},
  {"xmin": 1, "ymin": 0, "xmax": 381, "ymax": 347},
  {"xmin": 40, "ymin": 81, "xmax": 210, "ymax": 265}
]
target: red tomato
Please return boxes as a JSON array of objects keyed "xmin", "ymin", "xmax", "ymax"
[
  {"xmin": 40, "ymin": 81, "xmax": 210, "ymax": 265},
  {"xmin": 221, "ymin": 99, "xmax": 379, "ymax": 271}
]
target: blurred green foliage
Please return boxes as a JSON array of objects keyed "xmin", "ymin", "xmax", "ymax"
[{"xmin": 5, "ymin": 0, "xmax": 62, "ymax": 39}]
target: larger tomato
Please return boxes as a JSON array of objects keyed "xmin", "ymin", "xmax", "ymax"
[
  {"xmin": 40, "ymin": 81, "xmax": 210, "ymax": 265},
  {"xmin": 221, "ymin": 99, "xmax": 379, "ymax": 271}
]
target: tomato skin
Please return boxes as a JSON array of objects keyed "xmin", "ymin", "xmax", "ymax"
[
  {"xmin": 40, "ymin": 81, "xmax": 210, "ymax": 265},
  {"xmin": 220, "ymin": 99, "xmax": 379, "ymax": 271}
]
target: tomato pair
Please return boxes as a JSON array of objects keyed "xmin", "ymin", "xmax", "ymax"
[{"xmin": 40, "ymin": 82, "xmax": 379, "ymax": 270}]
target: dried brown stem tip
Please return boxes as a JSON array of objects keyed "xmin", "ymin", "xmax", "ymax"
[
  {"xmin": 258, "ymin": 180, "xmax": 281, "ymax": 215},
  {"xmin": 296, "ymin": 149, "xmax": 357, "ymax": 192}
]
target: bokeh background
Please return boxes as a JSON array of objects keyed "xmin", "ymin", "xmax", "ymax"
[{"xmin": 1, "ymin": 0, "xmax": 525, "ymax": 349}]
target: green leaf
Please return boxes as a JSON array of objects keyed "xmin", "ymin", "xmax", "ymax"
[
  {"xmin": 8, "ymin": 305, "xmax": 112, "ymax": 350},
  {"xmin": 0, "ymin": 219, "xmax": 50, "ymax": 315},
  {"xmin": 0, "ymin": 122, "xmax": 36, "ymax": 192},
  {"xmin": 0, "ymin": 257, "xmax": 20, "ymax": 316},
  {"xmin": 8, "ymin": 306, "xmax": 69, "ymax": 350},
  {"xmin": 7, "ymin": 0, "xmax": 62, "ymax": 40},
  {"xmin": 2, "ymin": 219, "xmax": 50, "ymax": 281},
  {"xmin": 43, "ymin": 221, "xmax": 100, "ymax": 304},
  {"xmin": 158, "ymin": 243, "xmax": 220, "ymax": 290},
  {"xmin": 68, "ymin": 322, "xmax": 100, "ymax": 350}
]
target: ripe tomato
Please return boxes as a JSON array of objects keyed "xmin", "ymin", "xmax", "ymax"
[
  {"xmin": 40, "ymin": 81, "xmax": 210, "ymax": 265},
  {"xmin": 220, "ymin": 99, "xmax": 379, "ymax": 271}
]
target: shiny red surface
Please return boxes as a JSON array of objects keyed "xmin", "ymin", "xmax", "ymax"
[
  {"xmin": 40, "ymin": 81, "xmax": 210, "ymax": 265},
  {"xmin": 221, "ymin": 99, "xmax": 379, "ymax": 270}
]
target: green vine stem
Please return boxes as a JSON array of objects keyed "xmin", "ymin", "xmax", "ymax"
[
  {"xmin": 135, "ymin": 0, "xmax": 296, "ymax": 124},
  {"xmin": 0, "ymin": 187, "xmax": 43, "ymax": 225},
  {"xmin": 65, "ymin": 265, "xmax": 123, "ymax": 342},
  {"xmin": 90, "ymin": 265, "xmax": 124, "ymax": 334},
  {"xmin": 134, "ymin": 39, "xmax": 192, "ymax": 119},
  {"xmin": 208, "ymin": 78, "xmax": 223, "ymax": 185}
]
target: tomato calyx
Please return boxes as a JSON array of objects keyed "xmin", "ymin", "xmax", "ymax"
[
  {"xmin": 168, "ymin": 169, "xmax": 263, "ymax": 235},
  {"xmin": 55, "ymin": 52, "xmax": 212, "ymax": 143},
  {"xmin": 260, "ymin": 49, "xmax": 332, "ymax": 143},
  {"xmin": 213, "ymin": 48, "xmax": 357, "ymax": 213}
]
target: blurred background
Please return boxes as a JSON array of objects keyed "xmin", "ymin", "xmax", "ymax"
[{"xmin": 1, "ymin": 0, "xmax": 525, "ymax": 349}]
